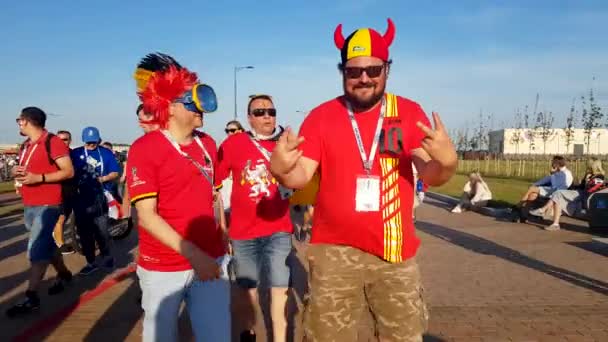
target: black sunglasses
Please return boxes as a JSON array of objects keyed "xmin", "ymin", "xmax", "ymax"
[
  {"xmin": 343, "ymin": 65, "xmax": 385, "ymax": 79},
  {"xmin": 225, "ymin": 128, "xmax": 239, "ymax": 134},
  {"xmin": 250, "ymin": 108, "xmax": 277, "ymax": 117}
]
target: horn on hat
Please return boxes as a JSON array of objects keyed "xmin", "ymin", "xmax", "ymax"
[
  {"xmin": 383, "ymin": 18, "xmax": 395, "ymax": 46},
  {"xmin": 333, "ymin": 24, "xmax": 345, "ymax": 50}
]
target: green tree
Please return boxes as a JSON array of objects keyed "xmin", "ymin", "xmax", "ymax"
[
  {"xmin": 509, "ymin": 108, "xmax": 524, "ymax": 154},
  {"xmin": 536, "ymin": 110, "xmax": 555, "ymax": 155},
  {"xmin": 563, "ymin": 99, "xmax": 577, "ymax": 154},
  {"xmin": 581, "ymin": 88, "xmax": 604, "ymax": 155},
  {"xmin": 474, "ymin": 109, "xmax": 488, "ymax": 151}
]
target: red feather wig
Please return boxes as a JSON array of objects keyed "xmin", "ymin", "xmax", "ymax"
[{"xmin": 139, "ymin": 65, "xmax": 199, "ymax": 128}]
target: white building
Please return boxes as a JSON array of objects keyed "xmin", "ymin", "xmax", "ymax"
[{"xmin": 489, "ymin": 128, "xmax": 608, "ymax": 155}]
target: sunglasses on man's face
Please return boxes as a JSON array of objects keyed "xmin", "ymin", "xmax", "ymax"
[
  {"xmin": 59, "ymin": 137, "xmax": 70, "ymax": 142},
  {"xmin": 225, "ymin": 128, "xmax": 239, "ymax": 134},
  {"xmin": 343, "ymin": 65, "xmax": 385, "ymax": 79},
  {"xmin": 250, "ymin": 108, "xmax": 277, "ymax": 117}
]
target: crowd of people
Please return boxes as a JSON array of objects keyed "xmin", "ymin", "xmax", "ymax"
[
  {"xmin": 6, "ymin": 18, "xmax": 460, "ymax": 342},
  {"xmin": 0, "ymin": 153, "xmax": 18, "ymax": 181}
]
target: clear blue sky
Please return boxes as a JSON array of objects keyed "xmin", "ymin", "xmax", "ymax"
[{"xmin": 1, "ymin": 0, "xmax": 607, "ymax": 145}]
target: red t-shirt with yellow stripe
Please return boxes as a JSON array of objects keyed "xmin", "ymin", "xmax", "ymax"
[
  {"xmin": 126, "ymin": 130, "xmax": 224, "ymax": 271},
  {"xmin": 299, "ymin": 94, "xmax": 430, "ymax": 262}
]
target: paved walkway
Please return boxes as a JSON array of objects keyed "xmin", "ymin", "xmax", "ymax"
[{"xmin": 1, "ymin": 198, "xmax": 607, "ymax": 341}]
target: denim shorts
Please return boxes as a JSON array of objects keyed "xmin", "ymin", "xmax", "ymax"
[
  {"xmin": 24, "ymin": 205, "xmax": 61, "ymax": 262},
  {"xmin": 231, "ymin": 231, "xmax": 292, "ymax": 288}
]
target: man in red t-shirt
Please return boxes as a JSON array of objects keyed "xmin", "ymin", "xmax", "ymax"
[
  {"xmin": 270, "ymin": 19, "xmax": 457, "ymax": 341},
  {"xmin": 127, "ymin": 54, "xmax": 230, "ymax": 342},
  {"xmin": 215, "ymin": 95, "xmax": 292, "ymax": 342},
  {"xmin": 6, "ymin": 107, "xmax": 75, "ymax": 318}
]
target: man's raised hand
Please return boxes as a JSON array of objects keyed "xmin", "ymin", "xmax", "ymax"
[
  {"xmin": 416, "ymin": 112, "xmax": 457, "ymax": 167},
  {"xmin": 270, "ymin": 127, "xmax": 304, "ymax": 176}
]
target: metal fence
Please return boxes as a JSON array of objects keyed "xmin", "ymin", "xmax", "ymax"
[{"xmin": 457, "ymin": 156, "xmax": 608, "ymax": 183}]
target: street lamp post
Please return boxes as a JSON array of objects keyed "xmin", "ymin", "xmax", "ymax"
[{"xmin": 234, "ymin": 65, "xmax": 254, "ymax": 120}]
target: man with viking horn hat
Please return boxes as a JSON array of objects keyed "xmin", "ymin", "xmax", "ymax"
[
  {"xmin": 270, "ymin": 19, "xmax": 457, "ymax": 341},
  {"xmin": 126, "ymin": 53, "xmax": 231, "ymax": 342}
]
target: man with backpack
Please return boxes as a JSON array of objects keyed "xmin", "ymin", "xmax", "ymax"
[{"xmin": 6, "ymin": 107, "xmax": 75, "ymax": 318}]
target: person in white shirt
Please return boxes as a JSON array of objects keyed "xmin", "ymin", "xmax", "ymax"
[{"xmin": 451, "ymin": 171, "xmax": 492, "ymax": 213}]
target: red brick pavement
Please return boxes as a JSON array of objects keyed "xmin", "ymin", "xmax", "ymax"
[{"xmin": 1, "ymin": 197, "xmax": 607, "ymax": 341}]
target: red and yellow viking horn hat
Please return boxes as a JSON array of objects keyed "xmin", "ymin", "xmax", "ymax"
[{"xmin": 334, "ymin": 18, "xmax": 395, "ymax": 63}]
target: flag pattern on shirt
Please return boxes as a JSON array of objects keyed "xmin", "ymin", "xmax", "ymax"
[{"xmin": 380, "ymin": 93, "xmax": 403, "ymax": 263}]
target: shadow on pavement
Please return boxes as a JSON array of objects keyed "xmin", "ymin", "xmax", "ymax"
[
  {"xmin": 83, "ymin": 275, "xmax": 142, "ymax": 342},
  {"xmin": 0, "ymin": 197, "xmax": 20, "ymax": 206},
  {"xmin": 526, "ymin": 219, "xmax": 590, "ymax": 234},
  {"xmin": 0, "ymin": 208, "xmax": 25, "ymax": 220},
  {"xmin": 0, "ymin": 270, "xmax": 29, "ymax": 299},
  {"xmin": 566, "ymin": 241, "xmax": 608, "ymax": 258},
  {"xmin": 417, "ymin": 220, "xmax": 608, "ymax": 296},
  {"xmin": 2, "ymin": 230, "xmax": 138, "ymax": 341},
  {"xmin": 423, "ymin": 334, "xmax": 447, "ymax": 341},
  {"xmin": 0, "ymin": 215, "xmax": 24, "ymax": 231},
  {"xmin": 0, "ymin": 237, "xmax": 28, "ymax": 261},
  {"xmin": 0, "ymin": 222, "xmax": 27, "ymax": 242}
]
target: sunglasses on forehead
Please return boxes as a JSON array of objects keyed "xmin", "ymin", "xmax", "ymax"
[
  {"xmin": 342, "ymin": 64, "xmax": 385, "ymax": 79},
  {"xmin": 250, "ymin": 108, "xmax": 277, "ymax": 117}
]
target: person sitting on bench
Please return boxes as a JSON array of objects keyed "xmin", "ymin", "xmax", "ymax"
[
  {"xmin": 529, "ymin": 158, "xmax": 605, "ymax": 231},
  {"xmin": 516, "ymin": 156, "xmax": 573, "ymax": 220}
]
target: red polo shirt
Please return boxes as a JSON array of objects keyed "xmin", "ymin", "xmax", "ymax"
[
  {"xmin": 127, "ymin": 130, "xmax": 224, "ymax": 271},
  {"xmin": 19, "ymin": 131, "xmax": 69, "ymax": 206},
  {"xmin": 299, "ymin": 94, "xmax": 430, "ymax": 263}
]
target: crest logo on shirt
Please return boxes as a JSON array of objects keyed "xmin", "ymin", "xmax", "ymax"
[
  {"xmin": 130, "ymin": 166, "xmax": 146, "ymax": 187},
  {"xmin": 240, "ymin": 159, "xmax": 276, "ymax": 203}
]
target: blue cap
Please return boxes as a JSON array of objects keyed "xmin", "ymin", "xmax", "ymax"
[{"xmin": 82, "ymin": 126, "xmax": 101, "ymax": 143}]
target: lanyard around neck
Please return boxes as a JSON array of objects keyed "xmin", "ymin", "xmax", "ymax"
[
  {"xmin": 248, "ymin": 136, "xmax": 272, "ymax": 162},
  {"xmin": 161, "ymin": 130, "xmax": 213, "ymax": 185},
  {"xmin": 84, "ymin": 147, "xmax": 104, "ymax": 175},
  {"xmin": 346, "ymin": 96, "xmax": 386, "ymax": 174},
  {"xmin": 19, "ymin": 143, "xmax": 38, "ymax": 168},
  {"xmin": 19, "ymin": 132, "xmax": 49, "ymax": 168}
]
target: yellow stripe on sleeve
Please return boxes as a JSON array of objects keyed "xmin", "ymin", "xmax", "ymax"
[{"xmin": 130, "ymin": 192, "xmax": 158, "ymax": 204}]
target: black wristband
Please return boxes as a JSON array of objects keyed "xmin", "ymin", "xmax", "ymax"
[{"xmin": 41, "ymin": 174, "xmax": 46, "ymax": 183}]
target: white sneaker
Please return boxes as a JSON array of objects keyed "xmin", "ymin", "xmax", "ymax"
[
  {"xmin": 451, "ymin": 206, "xmax": 462, "ymax": 213},
  {"xmin": 544, "ymin": 224, "xmax": 561, "ymax": 231},
  {"xmin": 529, "ymin": 208, "xmax": 545, "ymax": 217}
]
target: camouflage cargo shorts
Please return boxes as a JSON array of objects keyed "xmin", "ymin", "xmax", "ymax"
[{"xmin": 304, "ymin": 244, "xmax": 428, "ymax": 342}]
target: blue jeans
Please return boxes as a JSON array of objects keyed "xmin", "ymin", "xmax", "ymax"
[
  {"xmin": 137, "ymin": 255, "xmax": 232, "ymax": 342},
  {"xmin": 24, "ymin": 205, "xmax": 61, "ymax": 262},
  {"xmin": 231, "ymin": 232, "xmax": 292, "ymax": 288}
]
